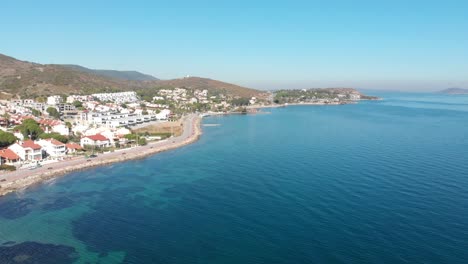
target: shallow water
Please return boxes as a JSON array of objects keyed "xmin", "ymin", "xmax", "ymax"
[{"xmin": 0, "ymin": 92, "xmax": 467, "ymax": 263}]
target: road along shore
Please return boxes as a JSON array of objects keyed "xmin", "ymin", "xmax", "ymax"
[{"xmin": 0, "ymin": 114, "xmax": 202, "ymax": 197}]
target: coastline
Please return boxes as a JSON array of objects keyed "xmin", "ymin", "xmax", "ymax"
[
  {"xmin": 248, "ymin": 101, "xmax": 358, "ymax": 109},
  {"xmin": 0, "ymin": 99, "xmax": 379, "ymax": 197},
  {"xmin": 0, "ymin": 114, "xmax": 203, "ymax": 197}
]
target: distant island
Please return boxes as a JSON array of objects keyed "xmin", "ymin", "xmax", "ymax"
[{"xmin": 439, "ymin": 88, "xmax": 468, "ymax": 95}]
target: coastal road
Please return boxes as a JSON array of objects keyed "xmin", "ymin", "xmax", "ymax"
[{"xmin": 0, "ymin": 114, "xmax": 200, "ymax": 185}]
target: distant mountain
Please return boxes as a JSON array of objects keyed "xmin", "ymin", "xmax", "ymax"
[
  {"xmin": 0, "ymin": 53, "xmax": 261, "ymax": 99},
  {"xmin": 60, "ymin": 64, "xmax": 159, "ymax": 81},
  {"xmin": 439, "ymin": 88, "xmax": 468, "ymax": 94}
]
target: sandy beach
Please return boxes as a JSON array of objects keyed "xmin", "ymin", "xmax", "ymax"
[{"xmin": 0, "ymin": 114, "xmax": 202, "ymax": 197}]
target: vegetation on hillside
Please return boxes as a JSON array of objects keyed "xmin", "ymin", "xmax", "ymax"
[
  {"xmin": 273, "ymin": 88, "xmax": 378, "ymax": 104},
  {"xmin": 0, "ymin": 130, "xmax": 17, "ymax": 148},
  {"xmin": 15, "ymin": 119, "xmax": 44, "ymax": 140},
  {"xmin": 0, "ymin": 54, "xmax": 262, "ymax": 99}
]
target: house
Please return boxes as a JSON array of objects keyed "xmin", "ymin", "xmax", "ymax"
[
  {"xmin": 156, "ymin": 109, "xmax": 171, "ymax": 120},
  {"xmin": 37, "ymin": 139, "xmax": 66, "ymax": 157},
  {"xmin": 80, "ymin": 134, "xmax": 111, "ymax": 148},
  {"xmin": 65, "ymin": 143, "xmax": 83, "ymax": 154},
  {"xmin": 8, "ymin": 140, "xmax": 43, "ymax": 161},
  {"xmin": 47, "ymin": 95, "xmax": 63, "ymax": 105},
  {"xmin": 52, "ymin": 124, "xmax": 70, "ymax": 136},
  {"xmin": 0, "ymin": 149, "xmax": 20, "ymax": 165}
]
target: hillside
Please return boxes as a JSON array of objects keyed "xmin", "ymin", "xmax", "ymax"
[
  {"xmin": 0, "ymin": 54, "xmax": 141, "ymax": 98},
  {"xmin": 152, "ymin": 77, "xmax": 260, "ymax": 98},
  {"xmin": 60, "ymin": 64, "xmax": 159, "ymax": 81},
  {"xmin": 439, "ymin": 88, "xmax": 468, "ymax": 94},
  {"xmin": 0, "ymin": 54, "xmax": 261, "ymax": 99}
]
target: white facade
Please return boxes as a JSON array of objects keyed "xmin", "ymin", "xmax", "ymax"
[
  {"xmin": 92, "ymin": 91, "xmax": 138, "ymax": 103},
  {"xmin": 52, "ymin": 124, "xmax": 70, "ymax": 136},
  {"xmin": 47, "ymin": 96, "xmax": 63, "ymax": 105},
  {"xmin": 86, "ymin": 111, "xmax": 163, "ymax": 128},
  {"xmin": 80, "ymin": 135, "xmax": 111, "ymax": 148},
  {"xmin": 66, "ymin": 95, "xmax": 91, "ymax": 104},
  {"xmin": 156, "ymin": 109, "xmax": 171, "ymax": 120},
  {"xmin": 8, "ymin": 143, "xmax": 25, "ymax": 160},
  {"xmin": 8, "ymin": 142, "xmax": 43, "ymax": 161},
  {"xmin": 37, "ymin": 139, "xmax": 66, "ymax": 157}
]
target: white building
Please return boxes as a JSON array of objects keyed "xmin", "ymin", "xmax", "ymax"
[
  {"xmin": 8, "ymin": 140, "xmax": 43, "ymax": 161},
  {"xmin": 47, "ymin": 96, "xmax": 63, "ymax": 105},
  {"xmin": 0, "ymin": 149, "xmax": 21, "ymax": 165},
  {"xmin": 92, "ymin": 91, "xmax": 138, "ymax": 103},
  {"xmin": 249, "ymin": 97, "xmax": 257, "ymax": 105},
  {"xmin": 51, "ymin": 124, "xmax": 70, "ymax": 136},
  {"xmin": 37, "ymin": 139, "xmax": 66, "ymax": 157},
  {"xmin": 156, "ymin": 109, "xmax": 171, "ymax": 120},
  {"xmin": 65, "ymin": 143, "xmax": 83, "ymax": 154},
  {"xmin": 66, "ymin": 95, "xmax": 91, "ymax": 104},
  {"xmin": 80, "ymin": 134, "xmax": 111, "ymax": 148}
]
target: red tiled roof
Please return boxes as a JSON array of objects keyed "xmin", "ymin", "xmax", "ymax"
[
  {"xmin": 65, "ymin": 143, "xmax": 83, "ymax": 150},
  {"xmin": 21, "ymin": 140, "xmax": 42, "ymax": 150},
  {"xmin": 39, "ymin": 119, "xmax": 63, "ymax": 126},
  {"xmin": 85, "ymin": 134, "xmax": 108, "ymax": 141},
  {"xmin": 20, "ymin": 115, "xmax": 36, "ymax": 120},
  {"xmin": 47, "ymin": 138, "xmax": 65, "ymax": 146},
  {"xmin": 0, "ymin": 149, "xmax": 20, "ymax": 160}
]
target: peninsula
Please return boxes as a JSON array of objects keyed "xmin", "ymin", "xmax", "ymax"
[
  {"xmin": 439, "ymin": 88, "xmax": 468, "ymax": 95},
  {"xmin": 272, "ymin": 88, "xmax": 380, "ymax": 105}
]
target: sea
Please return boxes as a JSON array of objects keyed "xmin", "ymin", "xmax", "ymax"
[{"xmin": 0, "ymin": 92, "xmax": 467, "ymax": 264}]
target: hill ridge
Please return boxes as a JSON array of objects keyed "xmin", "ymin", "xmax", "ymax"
[
  {"xmin": 0, "ymin": 53, "xmax": 261, "ymax": 99},
  {"xmin": 59, "ymin": 64, "xmax": 159, "ymax": 81}
]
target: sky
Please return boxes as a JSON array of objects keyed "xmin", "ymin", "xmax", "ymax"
[{"xmin": 1, "ymin": 0, "xmax": 467, "ymax": 91}]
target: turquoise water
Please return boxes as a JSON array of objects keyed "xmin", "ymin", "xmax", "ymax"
[{"xmin": 1, "ymin": 92, "xmax": 468, "ymax": 263}]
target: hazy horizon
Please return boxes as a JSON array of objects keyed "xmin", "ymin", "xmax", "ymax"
[{"xmin": 2, "ymin": 0, "xmax": 467, "ymax": 92}]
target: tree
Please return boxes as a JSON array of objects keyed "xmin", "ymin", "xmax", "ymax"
[
  {"xmin": 31, "ymin": 109, "xmax": 41, "ymax": 117},
  {"xmin": 15, "ymin": 119, "xmax": 44, "ymax": 140},
  {"xmin": 72, "ymin": 100, "xmax": 83, "ymax": 108},
  {"xmin": 1, "ymin": 113, "xmax": 10, "ymax": 128},
  {"xmin": 0, "ymin": 130, "xmax": 17, "ymax": 148},
  {"xmin": 138, "ymin": 138, "xmax": 147, "ymax": 146},
  {"xmin": 142, "ymin": 95, "xmax": 152, "ymax": 102},
  {"xmin": 231, "ymin": 98, "xmax": 250, "ymax": 106},
  {"xmin": 46, "ymin": 107, "xmax": 60, "ymax": 119}
]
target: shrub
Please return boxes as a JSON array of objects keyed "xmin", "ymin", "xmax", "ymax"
[{"xmin": 0, "ymin": 164, "xmax": 16, "ymax": 171}]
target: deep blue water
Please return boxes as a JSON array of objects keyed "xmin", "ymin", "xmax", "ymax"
[{"xmin": 1, "ymin": 92, "xmax": 468, "ymax": 263}]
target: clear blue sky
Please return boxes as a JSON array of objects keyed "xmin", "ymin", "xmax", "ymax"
[{"xmin": 1, "ymin": 0, "xmax": 467, "ymax": 91}]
